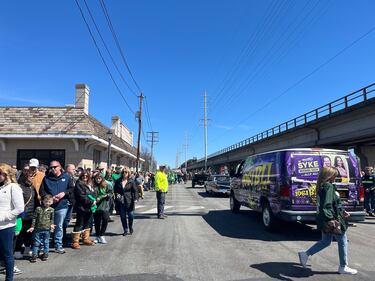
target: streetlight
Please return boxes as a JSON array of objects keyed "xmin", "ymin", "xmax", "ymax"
[{"xmin": 107, "ymin": 129, "xmax": 113, "ymax": 169}]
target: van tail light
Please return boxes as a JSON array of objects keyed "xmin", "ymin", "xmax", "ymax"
[
  {"xmin": 359, "ymin": 185, "xmax": 365, "ymax": 202},
  {"xmin": 280, "ymin": 184, "xmax": 290, "ymax": 199}
]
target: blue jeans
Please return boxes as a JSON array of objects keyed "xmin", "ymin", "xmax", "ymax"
[
  {"xmin": 306, "ymin": 231, "xmax": 348, "ymax": 267},
  {"xmin": 364, "ymin": 191, "xmax": 374, "ymax": 212},
  {"xmin": 0, "ymin": 227, "xmax": 14, "ymax": 281},
  {"xmin": 156, "ymin": 191, "xmax": 166, "ymax": 217},
  {"xmin": 119, "ymin": 205, "xmax": 134, "ymax": 232},
  {"xmin": 63, "ymin": 203, "xmax": 73, "ymax": 237},
  {"xmin": 31, "ymin": 230, "xmax": 50, "ymax": 255},
  {"xmin": 54, "ymin": 207, "xmax": 68, "ymax": 249}
]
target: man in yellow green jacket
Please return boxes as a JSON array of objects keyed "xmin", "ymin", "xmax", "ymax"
[{"xmin": 155, "ymin": 166, "xmax": 168, "ymax": 219}]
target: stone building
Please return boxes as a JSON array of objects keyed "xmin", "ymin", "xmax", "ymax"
[{"xmin": 0, "ymin": 84, "xmax": 142, "ymax": 170}]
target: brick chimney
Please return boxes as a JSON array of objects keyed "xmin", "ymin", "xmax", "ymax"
[
  {"xmin": 75, "ymin": 84, "xmax": 90, "ymax": 115},
  {"xmin": 111, "ymin": 116, "xmax": 120, "ymax": 137}
]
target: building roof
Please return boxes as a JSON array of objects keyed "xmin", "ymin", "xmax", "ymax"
[{"xmin": 0, "ymin": 106, "xmax": 138, "ymax": 156}]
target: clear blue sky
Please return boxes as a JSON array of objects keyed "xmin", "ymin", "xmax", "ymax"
[{"xmin": 1, "ymin": 0, "xmax": 375, "ymax": 167}]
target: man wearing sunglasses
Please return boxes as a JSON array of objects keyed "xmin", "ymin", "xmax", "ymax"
[{"xmin": 40, "ymin": 160, "xmax": 74, "ymax": 254}]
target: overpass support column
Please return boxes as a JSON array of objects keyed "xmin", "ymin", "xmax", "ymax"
[{"xmin": 355, "ymin": 145, "xmax": 375, "ymax": 169}]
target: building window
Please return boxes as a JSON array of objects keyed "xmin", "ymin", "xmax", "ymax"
[
  {"xmin": 93, "ymin": 149, "xmax": 101, "ymax": 169},
  {"xmin": 17, "ymin": 149, "xmax": 65, "ymax": 169}
]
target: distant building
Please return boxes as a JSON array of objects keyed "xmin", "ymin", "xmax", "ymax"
[{"xmin": 0, "ymin": 84, "xmax": 142, "ymax": 170}]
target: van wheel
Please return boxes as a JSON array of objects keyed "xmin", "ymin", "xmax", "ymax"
[
  {"xmin": 262, "ymin": 203, "xmax": 279, "ymax": 231},
  {"xmin": 230, "ymin": 193, "xmax": 240, "ymax": 214}
]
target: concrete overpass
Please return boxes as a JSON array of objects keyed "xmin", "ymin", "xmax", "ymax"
[{"xmin": 188, "ymin": 83, "xmax": 375, "ymax": 172}]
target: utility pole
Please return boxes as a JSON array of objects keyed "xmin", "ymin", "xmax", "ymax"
[
  {"xmin": 147, "ymin": 131, "xmax": 159, "ymax": 172},
  {"xmin": 203, "ymin": 91, "xmax": 208, "ymax": 172},
  {"xmin": 175, "ymin": 148, "xmax": 180, "ymax": 169},
  {"xmin": 136, "ymin": 93, "xmax": 143, "ymax": 173},
  {"xmin": 183, "ymin": 131, "xmax": 189, "ymax": 171}
]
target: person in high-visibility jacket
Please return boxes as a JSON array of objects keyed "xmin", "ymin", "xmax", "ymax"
[{"xmin": 154, "ymin": 166, "xmax": 169, "ymax": 219}]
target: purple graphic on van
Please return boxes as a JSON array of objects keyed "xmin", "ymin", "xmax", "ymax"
[{"xmin": 286, "ymin": 151, "xmax": 360, "ymax": 207}]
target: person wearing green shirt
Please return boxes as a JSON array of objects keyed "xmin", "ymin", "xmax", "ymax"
[
  {"xmin": 154, "ymin": 166, "xmax": 168, "ymax": 219},
  {"xmin": 298, "ymin": 167, "xmax": 357, "ymax": 275}
]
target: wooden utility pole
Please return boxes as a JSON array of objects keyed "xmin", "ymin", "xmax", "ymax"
[{"xmin": 136, "ymin": 93, "xmax": 143, "ymax": 172}]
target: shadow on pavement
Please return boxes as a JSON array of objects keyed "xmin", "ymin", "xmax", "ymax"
[
  {"xmin": 197, "ymin": 191, "xmax": 229, "ymax": 198},
  {"xmin": 17, "ymin": 273, "xmax": 184, "ymax": 281},
  {"xmin": 202, "ymin": 209, "xmax": 321, "ymax": 241},
  {"xmin": 197, "ymin": 191, "xmax": 211, "ymax": 198},
  {"xmin": 250, "ymin": 262, "xmax": 333, "ymax": 281}
]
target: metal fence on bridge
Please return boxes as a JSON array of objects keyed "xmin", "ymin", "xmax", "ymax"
[{"xmin": 198, "ymin": 83, "xmax": 375, "ymax": 162}]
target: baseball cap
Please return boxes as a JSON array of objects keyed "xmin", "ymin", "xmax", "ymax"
[{"xmin": 29, "ymin": 158, "xmax": 39, "ymax": 168}]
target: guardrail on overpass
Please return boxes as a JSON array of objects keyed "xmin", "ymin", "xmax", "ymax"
[{"xmin": 192, "ymin": 82, "xmax": 375, "ymax": 167}]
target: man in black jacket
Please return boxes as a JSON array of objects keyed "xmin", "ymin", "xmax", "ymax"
[
  {"xmin": 362, "ymin": 166, "xmax": 375, "ymax": 216},
  {"xmin": 62, "ymin": 164, "xmax": 77, "ymax": 243},
  {"xmin": 40, "ymin": 160, "xmax": 74, "ymax": 254}
]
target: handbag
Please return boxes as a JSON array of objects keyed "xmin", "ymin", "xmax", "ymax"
[{"xmin": 323, "ymin": 220, "xmax": 342, "ymax": 235}]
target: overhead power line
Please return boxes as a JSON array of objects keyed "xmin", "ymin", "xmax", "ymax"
[
  {"xmin": 210, "ymin": 22, "xmax": 375, "ymax": 144},
  {"xmin": 74, "ymin": 0, "xmax": 135, "ymax": 114},
  {"xmin": 143, "ymin": 97, "xmax": 153, "ymax": 132},
  {"xmin": 82, "ymin": 0, "xmax": 138, "ymax": 97},
  {"xmin": 99, "ymin": 0, "xmax": 143, "ymax": 93}
]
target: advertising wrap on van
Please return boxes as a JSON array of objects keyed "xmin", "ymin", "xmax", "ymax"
[{"xmin": 286, "ymin": 151, "xmax": 360, "ymax": 207}]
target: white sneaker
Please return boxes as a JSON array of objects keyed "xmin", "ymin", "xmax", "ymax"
[
  {"xmin": 298, "ymin": 251, "xmax": 309, "ymax": 268},
  {"xmin": 13, "ymin": 266, "xmax": 22, "ymax": 275},
  {"xmin": 94, "ymin": 236, "xmax": 101, "ymax": 244},
  {"xmin": 338, "ymin": 265, "xmax": 357, "ymax": 275},
  {"xmin": 14, "ymin": 251, "xmax": 23, "ymax": 259},
  {"xmin": 100, "ymin": 236, "xmax": 107, "ymax": 244}
]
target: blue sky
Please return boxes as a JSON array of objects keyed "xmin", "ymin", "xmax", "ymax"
[{"xmin": 1, "ymin": 0, "xmax": 375, "ymax": 167}]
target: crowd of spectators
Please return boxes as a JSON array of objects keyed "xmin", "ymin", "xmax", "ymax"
[{"xmin": 0, "ymin": 158, "xmax": 156, "ymax": 281}]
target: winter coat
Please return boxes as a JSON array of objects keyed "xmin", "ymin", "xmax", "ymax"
[
  {"xmin": 0, "ymin": 182, "xmax": 24, "ymax": 230},
  {"xmin": 74, "ymin": 180, "xmax": 97, "ymax": 213},
  {"xmin": 40, "ymin": 172, "xmax": 74, "ymax": 211},
  {"xmin": 18, "ymin": 178, "xmax": 39, "ymax": 220},
  {"xmin": 95, "ymin": 182, "xmax": 113, "ymax": 212},
  {"xmin": 316, "ymin": 182, "xmax": 347, "ymax": 232},
  {"xmin": 114, "ymin": 177, "xmax": 138, "ymax": 211}
]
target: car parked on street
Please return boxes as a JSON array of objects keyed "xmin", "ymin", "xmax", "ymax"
[
  {"xmin": 192, "ymin": 173, "xmax": 209, "ymax": 188},
  {"xmin": 205, "ymin": 174, "xmax": 231, "ymax": 196}
]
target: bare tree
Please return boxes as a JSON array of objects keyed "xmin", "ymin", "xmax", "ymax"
[{"xmin": 141, "ymin": 146, "xmax": 157, "ymax": 172}]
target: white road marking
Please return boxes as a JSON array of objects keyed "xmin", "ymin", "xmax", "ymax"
[{"xmin": 136, "ymin": 205, "xmax": 205, "ymax": 214}]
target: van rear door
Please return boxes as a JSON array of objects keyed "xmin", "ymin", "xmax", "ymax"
[
  {"xmin": 286, "ymin": 150, "xmax": 362, "ymax": 211},
  {"xmin": 286, "ymin": 151, "xmax": 321, "ymax": 210}
]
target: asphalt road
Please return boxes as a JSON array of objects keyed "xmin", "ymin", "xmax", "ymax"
[{"xmin": 14, "ymin": 182, "xmax": 375, "ymax": 281}]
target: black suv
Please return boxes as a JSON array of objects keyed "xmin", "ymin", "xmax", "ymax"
[{"xmin": 192, "ymin": 173, "xmax": 209, "ymax": 188}]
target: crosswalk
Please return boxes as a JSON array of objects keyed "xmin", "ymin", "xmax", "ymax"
[{"xmin": 135, "ymin": 204, "xmax": 206, "ymax": 215}]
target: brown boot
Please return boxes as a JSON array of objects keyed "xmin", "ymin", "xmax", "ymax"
[
  {"xmin": 82, "ymin": 229, "xmax": 94, "ymax": 246},
  {"xmin": 71, "ymin": 232, "xmax": 81, "ymax": 249}
]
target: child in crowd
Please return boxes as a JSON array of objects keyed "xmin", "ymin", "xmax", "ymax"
[{"xmin": 27, "ymin": 195, "xmax": 55, "ymax": 262}]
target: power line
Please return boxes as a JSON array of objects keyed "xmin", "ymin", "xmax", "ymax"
[
  {"xmin": 82, "ymin": 0, "xmax": 138, "ymax": 97},
  {"xmin": 74, "ymin": 0, "xmax": 135, "ymax": 114},
  {"xmin": 215, "ymin": 0, "xmax": 325, "ymax": 114},
  {"xmin": 143, "ymin": 96, "xmax": 153, "ymax": 132},
  {"xmin": 99, "ymin": 0, "xmax": 142, "ymax": 93},
  {"xmin": 210, "ymin": 22, "xmax": 375, "ymax": 144}
]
